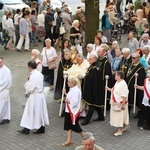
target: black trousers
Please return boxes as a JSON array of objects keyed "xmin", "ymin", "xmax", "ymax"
[{"xmin": 84, "ymin": 105, "xmax": 104, "ymax": 123}]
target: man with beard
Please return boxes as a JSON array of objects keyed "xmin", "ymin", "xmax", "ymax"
[
  {"xmin": 126, "ymin": 52, "xmax": 146, "ymax": 117},
  {"xmin": 54, "ymin": 50, "xmax": 73, "ymax": 100}
]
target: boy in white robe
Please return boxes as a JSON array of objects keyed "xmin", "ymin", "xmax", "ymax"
[
  {"xmin": 0, "ymin": 57, "xmax": 12, "ymax": 125},
  {"xmin": 17, "ymin": 60, "xmax": 49, "ymax": 134}
]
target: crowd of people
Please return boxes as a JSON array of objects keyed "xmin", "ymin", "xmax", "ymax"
[{"xmin": 1, "ymin": 0, "xmax": 150, "ymax": 149}]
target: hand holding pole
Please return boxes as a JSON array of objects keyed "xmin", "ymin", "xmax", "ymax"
[
  {"xmin": 59, "ymin": 71, "xmax": 68, "ymax": 117},
  {"xmin": 133, "ymin": 73, "xmax": 138, "ymax": 113},
  {"xmin": 104, "ymin": 75, "xmax": 109, "ymax": 117}
]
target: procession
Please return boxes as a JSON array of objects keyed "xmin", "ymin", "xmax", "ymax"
[{"xmin": 0, "ymin": 0, "xmax": 150, "ymax": 150}]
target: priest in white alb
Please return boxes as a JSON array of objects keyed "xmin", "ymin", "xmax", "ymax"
[
  {"xmin": 17, "ymin": 61, "xmax": 49, "ymax": 134},
  {"xmin": 0, "ymin": 57, "xmax": 12, "ymax": 125}
]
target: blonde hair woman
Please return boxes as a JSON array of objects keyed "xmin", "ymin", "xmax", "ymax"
[
  {"xmin": 62, "ymin": 77, "xmax": 83, "ymax": 146},
  {"xmin": 41, "ymin": 38, "xmax": 57, "ymax": 90}
]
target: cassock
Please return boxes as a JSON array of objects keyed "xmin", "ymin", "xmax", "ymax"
[
  {"xmin": 35, "ymin": 58, "xmax": 42, "ymax": 72},
  {"xmin": 119, "ymin": 56, "xmax": 132, "ymax": 80},
  {"xmin": 20, "ymin": 69, "xmax": 49, "ymax": 130},
  {"xmin": 54, "ymin": 59, "xmax": 73, "ymax": 100},
  {"xmin": 126, "ymin": 63, "xmax": 146, "ymax": 108},
  {"xmin": 0, "ymin": 65, "xmax": 12, "ymax": 121},
  {"xmin": 97, "ymin": 56, "xmax": 112, "ymax": 106},
  {"xmin": 82, "ymin": 62, "xmax": 102, "ymax": 106},
  {"xmin": 68, "ymin": 59, "xmax": 90, "ymax": 89}
]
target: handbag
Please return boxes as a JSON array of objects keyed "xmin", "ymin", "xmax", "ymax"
[
  {"xmin": 59, "ymin": 24, "xmax": 66, "ymax": 35},
  {"xmin": 44, "ymin": 48, "xmax": 57, "ymax": 70},
  {"xmin": 111, "ymin": 101, "xmax": 122, "ymax": 111},
  {"xmin": 32, "ymin": 26, "xmax": 36, "ymax": 32}
]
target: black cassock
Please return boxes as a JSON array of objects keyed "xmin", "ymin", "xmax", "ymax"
[
  {"xmin": 97, "ymin": 57, "xmax": 112, "ymax": 105},
  {"xmin": 82, "ymin": 62, "xmax": 102, "ymax": 107},
  {"xmin": 119, "ymin": 56, "xmax": 132, "ymax": 80},
  {"xmin": 54, "ymin": 59, "xmax": 73, "ymax": 100},
  {"xmin": 82, "ymin": 57, "xmax": 112, "ymax": 107},
  {"xmin": 126, "ymin": 63, "xmax": 146, "ymax": 108}
]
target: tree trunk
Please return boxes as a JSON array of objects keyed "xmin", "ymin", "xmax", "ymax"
[{"xmin": 85, "ymin": 0, "xmax": 99, "ymax": 45}]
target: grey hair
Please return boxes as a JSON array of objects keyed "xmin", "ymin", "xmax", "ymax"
[
  {"xmin": 142, "ymin": 33, "xmax": 149, "ymax": 38},
  {"xmin": 143, "ymin": 45, "xmax": 150, "ymax": 51},
  {"xmin": 82, "ymin": 132, "xmax": 95, "ymax": 142},
  {"xmin": 77, "ymin": 54, "xmax": 84, "ymax": 59},
  {"xmin": 142, "ymin": 23, "xmax": 149, "ymax": 29},
  {"xmin": 122, "ymin": 48, "xmax": 130, "ymax": 54},
  {"xmin": 112, "ymin": 40, "xmax": 118, "ymax": 45},
  {"xmin": 68, "ymin": 76, "xmax": 78, "ymax": 86},
  {"xmin": 72, "ymin": 20, "xmax": 79, "ymax": 26},
  {"xmin": 87, "ymin": 43, "xmax": 93, "ymax": 49},
  {"xmin": 64, "ymin": 49, "xmax": 71, "ymax": 53}
]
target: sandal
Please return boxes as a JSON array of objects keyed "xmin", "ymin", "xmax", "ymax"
[{"xmin": 62, "ymin": 141, "xmax": 73, "ymax": 147}]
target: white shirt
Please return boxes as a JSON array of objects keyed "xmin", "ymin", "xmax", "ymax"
[
  {"xmin": 37, "ymin": 13, "xmax": 45, "ymax": 27},
  {"xmin": 41, "ymin": 47, "xmax": 57, "ymax": 67},
  {"xmin": 14, "ymin": 14, "xmax": 21, "ymax": 25},
  {"xmin": 101, "ymin": 36, "xmax": 108, "ymax": 43},
  {"xmin": 2, "ymin": 15, "xmax": 7, "ymax": 30},
  {"xmin": 143, "ymin": 78, "xmax": 150, "ymax": 107},
  {"xmin": 6, "ymin": 18, "xmax": 14, "ymax": 29},
  {"xmin": 65, "ymin": 85, "xmax": 81, "ymax": 113},
  {"xmin": 140, "ymin": 40, "xmax": 150, "ymax": 49}
]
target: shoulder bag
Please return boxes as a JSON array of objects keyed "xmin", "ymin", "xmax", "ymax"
[
  {"xmin": 44, "ymin": 48, "xmax": 57, "ymax": 70},
  {"xmin": 112, "ymin": 101, "xmax": 122, "ymax": 111}
]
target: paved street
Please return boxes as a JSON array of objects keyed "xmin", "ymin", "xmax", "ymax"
[{"xmin": 0, "ymin": 32, "xmax": 150, "ymax": 150}]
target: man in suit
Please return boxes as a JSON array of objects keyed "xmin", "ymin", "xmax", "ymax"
[{"xmin": 75, "ymin": 132, "xmax": 104, "ymax": 150}]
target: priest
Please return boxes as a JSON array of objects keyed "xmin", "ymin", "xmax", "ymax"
[
  {"xmin": 0, "ymin": 57, "xmax": 12, "ymax": 125},
  {"xmin": 126, "ymin": 52, "xmax": 146, "ymax": 117},
  {"xmin": 17, "ymin": 61, "xmax": 49, "ymax": 134},
  {"xmin": 54, "ymin": 50, "xmax": 73, "ymax": 100}
]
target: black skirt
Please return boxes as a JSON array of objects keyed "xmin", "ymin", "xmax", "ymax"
[
  {"xmin": 137, "ymin": 104, "xmax": 150, "ymax": 130},
  {"xmin": 64, "ymin": 112, "xmax": 82, "ymax": 133}
]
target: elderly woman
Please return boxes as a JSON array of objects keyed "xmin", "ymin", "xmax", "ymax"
[
  {"xmin": 41, "ymin": 38, "xmax": 57, "ymax": 90},
  {"xmin": 110, "ymin": 41, "xmax": 119, "ymax": 58},
  {"xmin": 135, "ymin": 70, "xmax": 150, "ymax": 130},
  {"xmin": 86, "ymin": 43, "xmax": 97, "ymax": 60},
  {"xmin": 106, "ymin": 71, "xmax": 129, "ymax": 136},
  {"xmin": 143, "ymin": 45, "xmax": 150, "ymax": 68},
  {"xmin": 70, "ymin": 20, "xmax": 82, "ymax": 46},
  {"xmin": 31, "ymin": 49, "xmax": 42, "ymax": 72},
  {"xmin": 62, "ymin": 77, "xmax": 83, "ymax": 146}
]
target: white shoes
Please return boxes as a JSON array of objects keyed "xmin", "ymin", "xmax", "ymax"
[
  {"xmin": 122, "ymin": 125, "xmax": 130, "ymax": 132},
  {"xmin": 114, "ymin": 132, "xmax": 123, "ymax": 136}
]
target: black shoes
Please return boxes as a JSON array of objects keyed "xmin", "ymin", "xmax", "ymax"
[
  {"xmin": 81, "ymin": 121, "xmax": 89, "ymax": 126},
  {"xmin": 0, "ymin": 119, "xmax": 10, "ymax": 125},
  {"xmin": 17, "ymin": 128, "xmax": 30, "ymax": 135},
  {"xmin": 33, "ymin": 126, "xmax": 45, "ymax": 134},
  {"xmin": 93, "ymin": 117, "xmax": 105, "ymax": 121}
]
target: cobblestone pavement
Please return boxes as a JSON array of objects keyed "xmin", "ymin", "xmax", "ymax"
[{"xmin": 0, "ymin": 36, "xmax": 150, "ymax": 150}]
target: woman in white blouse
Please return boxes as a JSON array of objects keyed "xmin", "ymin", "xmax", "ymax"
[
  {"xmin": 135, "ymin": 70, "xmax": 150, "ymax": 130},
  {"xmin": 106, "ymin": 71, "xmax": 129, "ymax": 136},
  {"xmin": 62, "ymin": 77, "xmax": 83, "ymax": 146},
  {"xmin": 6, "ymin": 12, "xmax": 15, "ymax": 50},
  {"xmin": 41, "ymin": 38, "xmax": 57, "ymax": 90}
]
